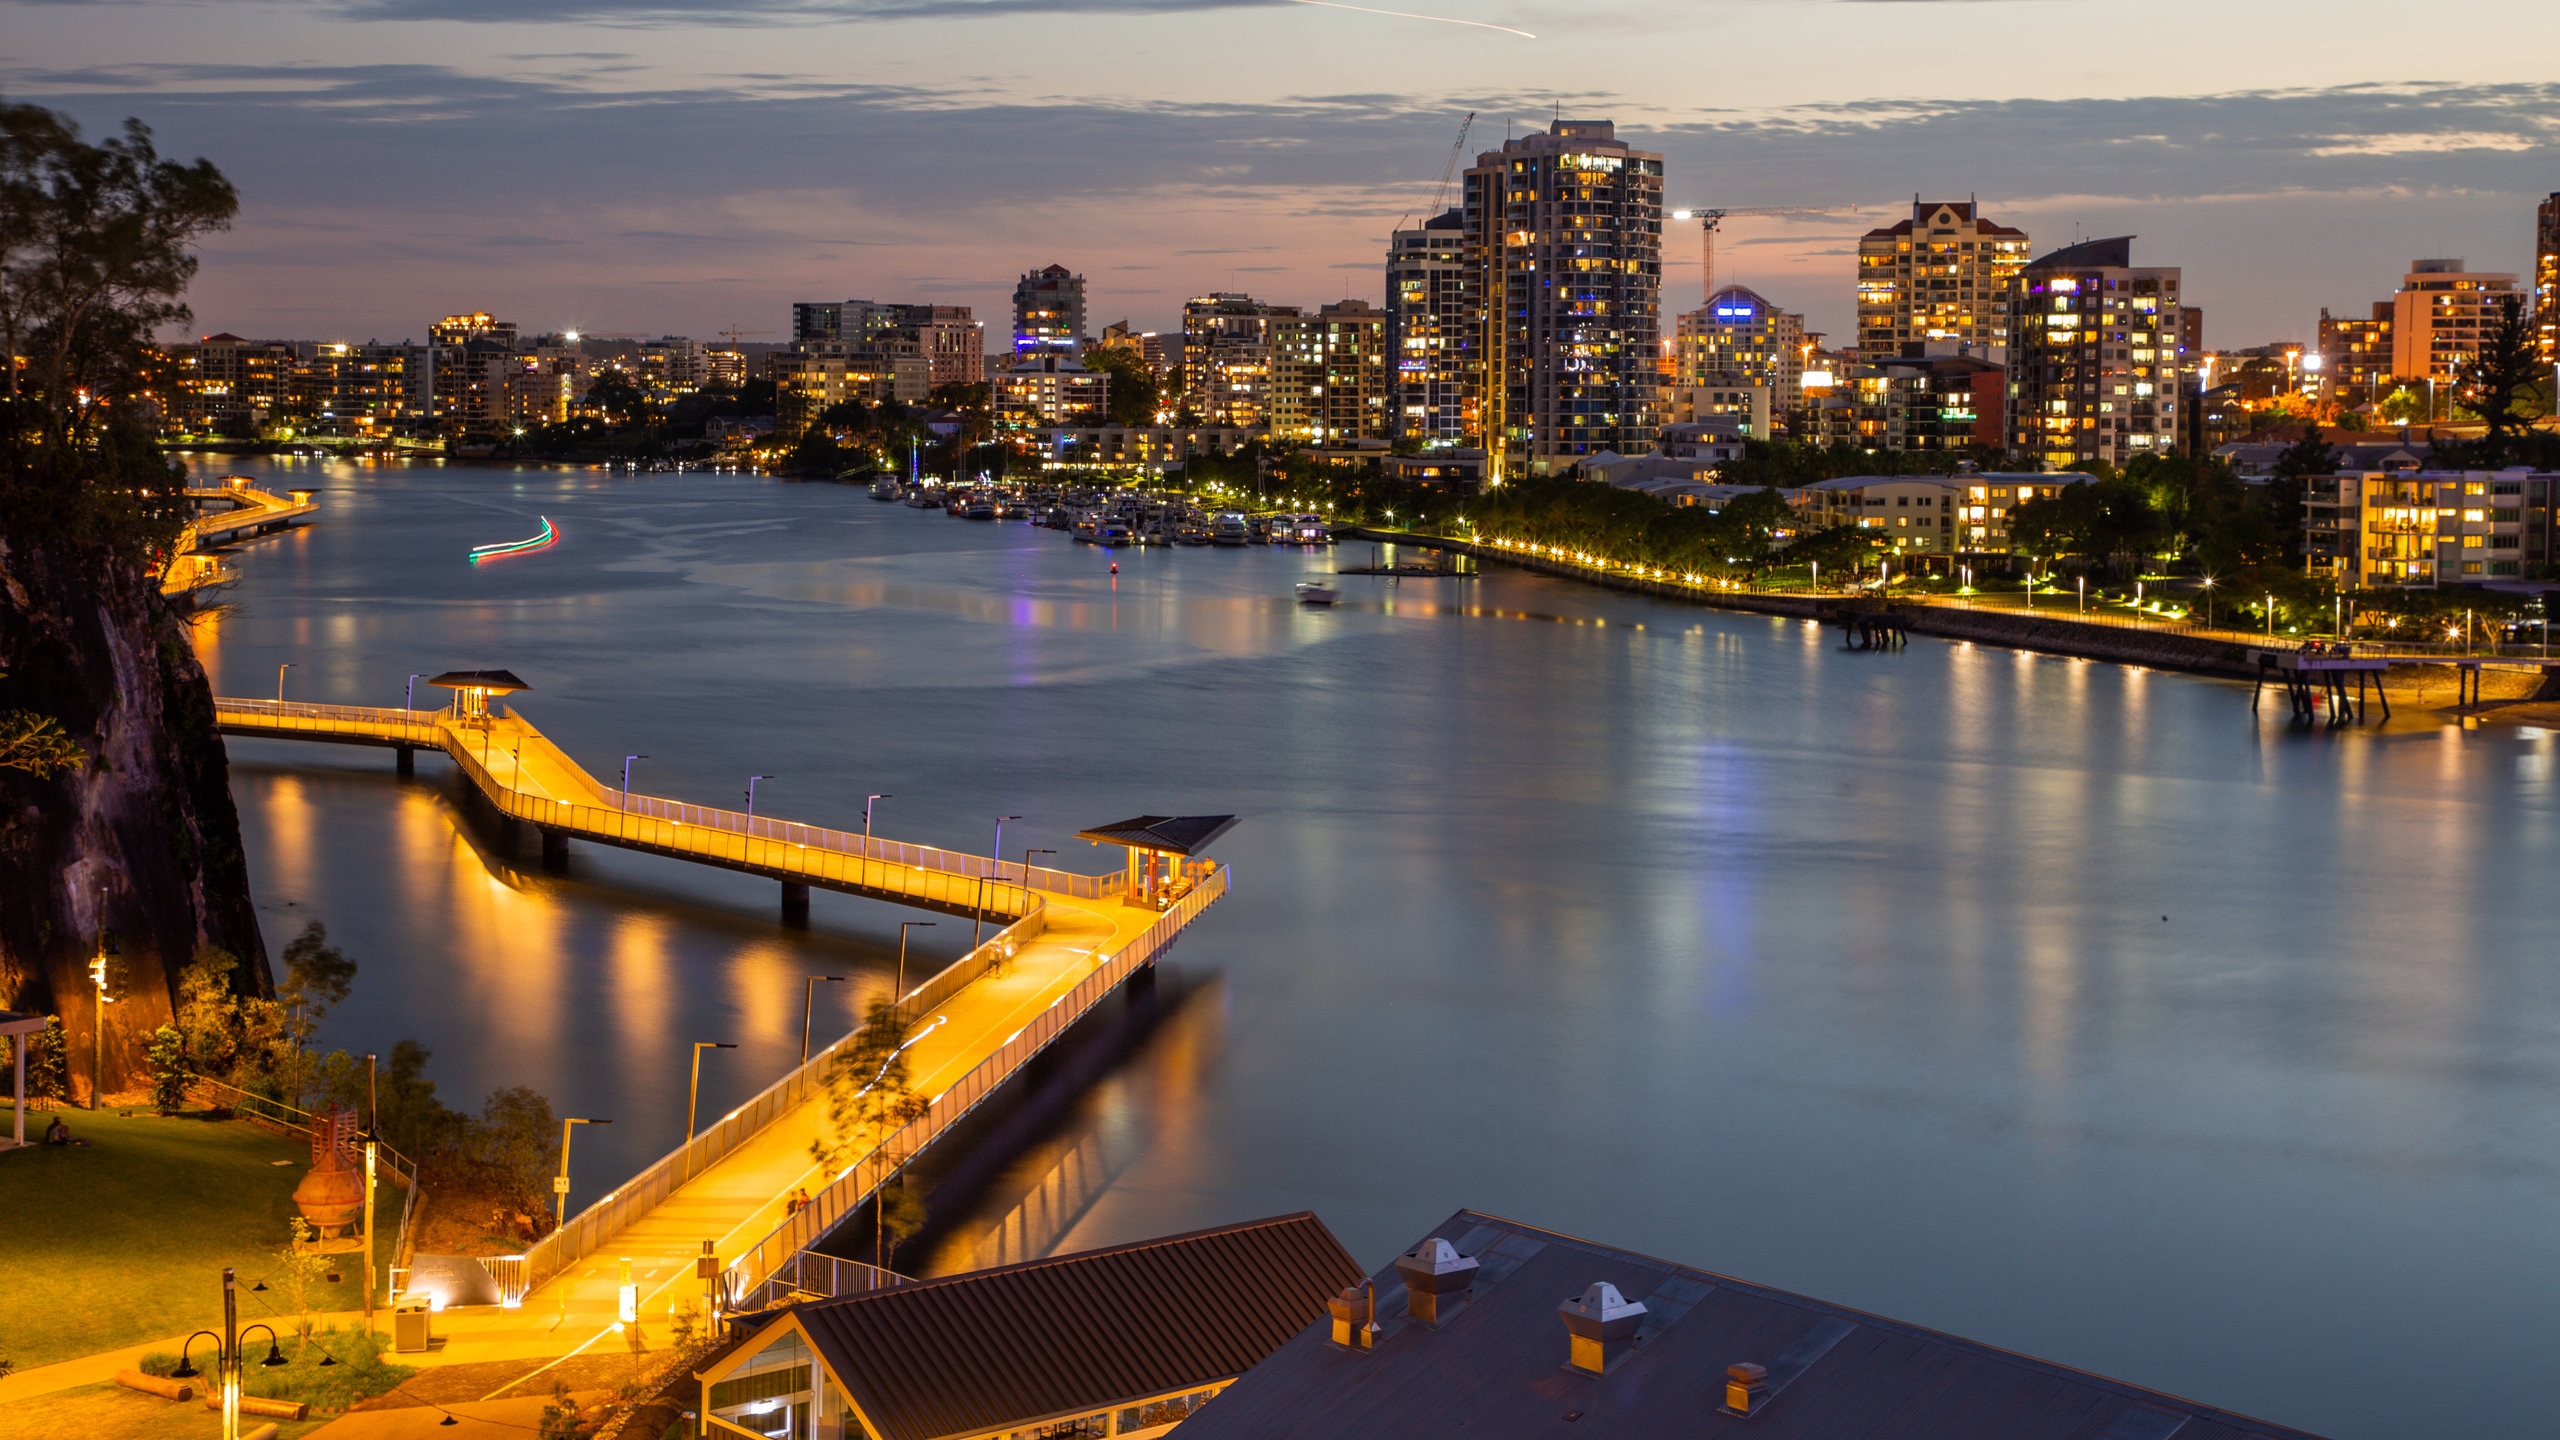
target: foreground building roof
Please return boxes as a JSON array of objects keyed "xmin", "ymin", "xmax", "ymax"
[{"xmin": 1178, "ymin": 1210, "xmax": 2330, "ymax": 1440}]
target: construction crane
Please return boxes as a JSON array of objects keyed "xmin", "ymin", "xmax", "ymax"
[
  {"xmin": 1669, "ymin": 205, "xmax": 1860, "ymax": 308},
  {"xmin": 718, "ymin": 324, "xmax": 773, "ymax": 348},
  {"xmin": 1394, "ymin": 112, "xmax": 1475, "ymax": 236}
]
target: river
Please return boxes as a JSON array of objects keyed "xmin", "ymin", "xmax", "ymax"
[{"xmin": 185, "ymin": 456, "xmax": 2557, "ymax": 1439}]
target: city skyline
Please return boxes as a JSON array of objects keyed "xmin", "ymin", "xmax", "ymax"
[{"xmin": 5, "ymin": 0, "xmax": 2555, "ymax": 346}]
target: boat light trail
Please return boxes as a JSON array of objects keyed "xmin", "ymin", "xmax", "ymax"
[
  {"xmin": 1288, "ymin": 0, "xmax": 1534, "ymax": 38},
  {"xmin": 469, "ymin": 516, "xmax": 557, "ymax": 565}
]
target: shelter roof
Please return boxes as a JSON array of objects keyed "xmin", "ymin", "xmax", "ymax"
[
  {"xmin": 0, "ymin": 1011, "xmax": 48, "ymax": 1036},
  {"xmin": 788, "ymin": 1212, "xmax": 1359, "ymax": 1440},
  {"xmin": 426, "ymin": 670, "xmax": 531, "ymax": 693},
  {"xmin": 1178, "ymin": 1210, "xmax": 2331, "ymax": 1440},
  {"xmin": 1077, "ymin": 815, "xmax": 1239, "ymax": 856}
]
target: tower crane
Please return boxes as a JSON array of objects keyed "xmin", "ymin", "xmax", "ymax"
[
  {"xmin": 1394, "ymin": 112, "xmax": 1476, "ymax": 235},
  {"xmin": 1669, "ymin": 204, "xmax": 1861, "ymax": 308}
]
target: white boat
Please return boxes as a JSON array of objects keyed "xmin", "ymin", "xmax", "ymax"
[
  {"xmin": 869, "ymin": 477, "xmax": 902, "ymax": 500},
  {"xmin": 1295, "ymin": 582, "xmax": 1339, "ymax": 605}
]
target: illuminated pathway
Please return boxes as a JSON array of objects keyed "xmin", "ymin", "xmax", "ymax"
[
  {"xmin": 213, "ymin": 694, "xmax": 1228, "ymax": 1369},
  {"xmin": 164, "ymin": 480, "xmax": 318, "ymax": 596}
]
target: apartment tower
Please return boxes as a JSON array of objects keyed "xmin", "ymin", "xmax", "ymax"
[
  {"xmin": 1385, "ymin": 209, "xmax": 1480, "ymax": 446},
  {"xmin": 1856, "ymin": 200, "xmax": 2030, "ymax": 360},
  {"xmin": 1461, "ymin": 119, "xmax": 1664, "ymax": 479},
  {"xmin": 2005, "ymin": 236, "xmax": 2182, "ymax": 469},
  {"xmin": 2389, "ymin": 259, "xmax": 2522, "ymax": 385},
  {"xmin": 1672, "ymin": 284, "xmax": 1806, "ymax": 433},
  {"xmin": 1013, "ymin": 265, "xmax": 1088, "ymax": 358},
  {"xmin": 2533, "ymin": 194, "xmax": 2559, "ymax": 366}
]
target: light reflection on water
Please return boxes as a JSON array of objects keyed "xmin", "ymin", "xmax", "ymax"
[{"xmin": 190, "ymin": 458, "xmax": 2560, "ymax": 1440}]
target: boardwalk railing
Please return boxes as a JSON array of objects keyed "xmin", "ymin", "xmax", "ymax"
[
  {"xmin": 722, "ymin": 865, "xmax": 1228, "ymax": 1298},
  {"xmin": 730, "ymin": 1253, "xmax": 907, "ymax": 1313},
  {"xmin": 514, "ymin": 898, "xmax": 1051, "ymax": 1292},
  {"xmin": 213, "ymin": 698, "xmax": 1121, "ymax": 914}
]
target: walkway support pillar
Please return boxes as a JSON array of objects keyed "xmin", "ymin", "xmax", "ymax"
[
  {"xmin": 781, "ymin": 883, "xmax": 810, "ymax": 926},
  {"xmin": 394, "ymin": 746, "xmax": 414, "ymax": 776},
  {"xmin": 541, "ymin": 828, "xmax": 570, "ymax": 870}
]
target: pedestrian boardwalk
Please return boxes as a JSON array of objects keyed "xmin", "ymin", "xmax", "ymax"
[{"xmin": 213, "ymin": 694, "xmax": 1230, "ymax": 1366}]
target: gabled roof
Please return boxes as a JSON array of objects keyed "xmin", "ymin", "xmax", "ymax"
[
  {"xmin": 1180, "ymin": 1210, "xmax": 2330, "ymax": 1440},
  {"xmin": 426, "ymin": 669, "xmax": 531, "ymax": 693},
  {"xmin": 791, "ymin": 1213, "xmax": 1360, "ymax": 1440},
  {"xmin": 1076, "ymin": 814, "xmax": 1239, "ymax": 856}
]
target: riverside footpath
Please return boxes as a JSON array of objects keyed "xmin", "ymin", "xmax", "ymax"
[{"xmin": 1343, "ymin": 527, "xmax": 2560, "ymax": 704}]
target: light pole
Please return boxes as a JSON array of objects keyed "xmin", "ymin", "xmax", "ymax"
[
  {"xmin": 275, "ymin": 661, "xmax": 294, "ymax": 707},
  {"xmin": 687, "ymin": 1041, "xmax": 736, "ymax": 1139},
  {"xmin": 554, "ymin": 1117, "xmax": 610, "ymax": 1230},
  {"xmin": 88, "ymin": 904, "xmax": 116, "ymax": 1110},
  {"xmin": 405, "ymin": 673, "xmax": 422, "ymax": 711},
  {"xmin": 1022, "ymin": 848, "xmax": 1055, "ymax": 916},
  {"xmin": 745, "ymin": 774, "xmax": 773, "ymax": 820},
  {"xmin": 2201, "ymin": 575, "xmax": 2216, "ymax": 628},
  {"xmin": 897, "ymin": 921, "xmax": 936, "ymax": 1002},
  {"xmin": 863, "ymin": 793, "xmax": 890, "ymax": 887},
  {"xmin": 172, "ymin": 1270, "xmax": 286, "ymax": 1440},
  {"xmin": 2265, "ymin": 593, "xmax": 2275, "ymax": 639},
  {"xmin": 2077, "ymin": 574, "xmax": 2086, "ymax": 613},
  {"xmin": 621, "ymin": 755, "xmax": 646, "ymax": 810},
  {"xmin": 976, "ymin": 816, "xmax": 1023, "ymax": 947},
  {"xmin": 801, "ymin": 975, "xmax": 847, "ymax": 1064}
]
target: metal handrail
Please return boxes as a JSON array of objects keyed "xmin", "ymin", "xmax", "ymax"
[
  {"xmin": 513, "ymin": 897, "xmax": 1050, "ymax": 1290},
  {"xmin": 721, "ymin": 867, "xmax": 1228, "ymax": 1298},
  {"xmin": 178, "ymin": 1069, "xmax": 419, "ymax": 1186}
]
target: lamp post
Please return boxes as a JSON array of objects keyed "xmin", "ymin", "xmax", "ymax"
[
  {"xmin": 405, "ymin": 673, "xmax": 422, "ymax": 711},
  {"xmin": 745, "ymin": 774, "xmax": 773, "ymax": 820},
  {"xmin": 275, "ymin": 661, "xmax": 294, "ymax": 708},
  {"xmin": 977, "ymin": 816, "xmax": 1021, "ymax": 947},
  {"xmin": 2265, "ymin": 593, "xmax": 2275, "ymax": 639},
  {"xmin": 687, "ymin": 1042, "xmax": 736, "ymax": 1139},
  {"xmin": 554, "ymin": 1116, "xmax": 609, "ymax": 1230},
  {"xmin": 1022, "ymin": 848, "xmax": 1056, "ymax": 916},
  {"xmin": 88, "ymin": 904, "xmax": 116, "ymax": 1110},
  {"xmin": 2201, "ymin": 575, "xmax": 2216, "ymax": 628},
  {"xmin": 864, "ymin": 793, "xmax": 890, "ymax": 888},
  {"xmin": 174, "ymin": 1271, "xmax": 288, "ymax": 1440},
  {"xmin": 801, "ymin": 975, "xmax": 847, "ymax": 1064},
  {"xmin": 897, "ymin": 921, "xmax": 936, "ymax": 1003},
  {"xmin": 2077, "ymin": 574, "xmax": 2086, "ymax": 613}
]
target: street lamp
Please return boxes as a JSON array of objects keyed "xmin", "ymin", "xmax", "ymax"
[
  {"xmin": 174, "ymin": 1270, "xmax": 290, "ymax": 1440},
  {"xmin": 275, "ymin": 661, "xmax": 294, "ymax": 707},
  {"xmin": 1022, "ymin": 848, "xmax": 1055, "ymax": 916},
  {"xmin": 897, "ymin": 921, "xmax": 936, "ymax": 1002},
  {"xmin": 405, "ymin": 673, "xmax": 422, "ymax": 711},
  {"xmin": 801, "ymin": 975, "xmax": 847, "ymax": 1064},
  {"xmin": 977, "ymin": 816, "xmax": 1022, "ymax": 947},
  {"xmin": 620, "ymin": 755, "xmax": 647, "ymax": 807},
  {"xmin": 2265, "ymin": 593, "xmax": 2275, "ymax": 639},
  {"xmin": 2201, "ymin": 574, "xmax": 2216, "ymax": 628},
  {"xmin": 687, "ymin": 1041, "xmax": 737, "ymax": 1139},
  {"xmin": 88, "ymin": 906, "xmax": 117, "ymax": 1111},
  {"xmin": 745, "ymin": 774, "xmax": 773, "ymax": 820},
  {"xmin": 554, "ymin": 1117, "xmax": 610, "ymax": 1229}
]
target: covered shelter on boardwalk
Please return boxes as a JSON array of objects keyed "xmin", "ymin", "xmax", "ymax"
[
  {"xmin": 1077, "ymin": 814, "xmax": 1238, "ymax": 910},
  {"xmin": 2, "ymin": 1010, "xmax": 50, "ymax": 1151},
  {"xmin": 427, "ymin": 669, "xmax": 531, "ymax": 720}
]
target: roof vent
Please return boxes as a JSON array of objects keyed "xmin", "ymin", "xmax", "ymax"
[
  {"xmin": 1724, "ymin": 1362, "xmax": 1769, "ymax": 1416},
  {"xmin": 1558, "ymin": 1282, "xmax": 1646, "ymax": 1374},
  {"xmin": 1392, "ymin": 1239, "xmax": 1479, "ymax": 1327},
  {"xmin": 1327, "ymin": 1282, "xmax": 1379, "ymax": 1350}
]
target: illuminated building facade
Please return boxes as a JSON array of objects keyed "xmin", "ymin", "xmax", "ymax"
[
  {"xmin": 791, "ymin": 303, "xmax": 983, "ymax": 390},
  {"xmin": 2005, "ymin": 237, "xmax": 2183, "ymax": 469},
  {"xmin": 1856, "ymin": 199, "xmax": 2029, "ymax": 361},
  {"xmin": 2390, "ymin": 259, "xmax": 2521, "ymax": 384},
  {"xmin": 1269, "ymin": 299, "xmax": 1390, "ymax": 442},
  {"xmin": 1461, "ymin": 118, "xmax": 1664, "ymax": 478},
  {"xmin": 289, "ymin": 343, "xmax": 431, "ymax": 431},
  {"xmin": 994, "ymin": 353, "xmax": 1108, "ymax": 428},
  {"xmin": 2316, "ymin": 303, "xmax": 2394, "ymax": 407},
  {"xmin": 776, "ymin": 340, "xmax": 930, "ymax": 439},
  {"xmin": 1182, "ymin": 293, "xmax": 1297, "ymax": 427},
  {"xmin": 1673, "ymin": 284, "xmax": 1805, "ymax": 424},
  {"xmin": 1386, "ymin": 209, "xmax": 1480, "ymax": 445},
  {"xmin": 1031, "ymin": 424, "xmax": 1250, "ymax": 473},
  {"xmin": 168, "ymin": 333, "xmax": 297, "ymax": 433},
  {"xmin": 1793, "ymin": 472, "xmax": 2094, "ymax": 559},
  {"xmin": 2536, "ymin": 194, "xmax": 2559, "ymax": 366},
  {"xmin": 2311, "ymin": 469, "xmax": 2558, "ymax": 586},
  {"xmin": 1013, "ymin": 264, "xmax": 1088, "ymax": 358}
]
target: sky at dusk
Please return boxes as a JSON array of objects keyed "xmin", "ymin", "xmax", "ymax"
[{"xmin": 6, "ymin": 0, "xmax": 2555, "ymax": 351}]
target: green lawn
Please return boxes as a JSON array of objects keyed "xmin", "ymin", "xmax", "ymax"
[{"xmin": 0, "ymin": 1107, "xmax": 400, "ymax": 1369}]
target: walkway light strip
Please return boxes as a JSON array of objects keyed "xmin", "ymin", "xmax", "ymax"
[{"xmin": 468, "ymin": 517, "xmax": 557, "ymax": 565}]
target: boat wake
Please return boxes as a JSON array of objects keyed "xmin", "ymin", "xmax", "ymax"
[{"xmin": 469, "ymin": 517, "xmax": 556, "ymax": 565}]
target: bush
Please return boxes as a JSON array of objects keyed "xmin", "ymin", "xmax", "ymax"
[
  {"xmin": 142, "ymin": 1327, "xmax": 414, "ymax": 1411},
  {"xmin": 146, "ymin": 1024, "xmax": 190, "ymax": 1113}
]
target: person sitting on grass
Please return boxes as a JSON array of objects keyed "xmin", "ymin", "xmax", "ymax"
[{"xmin": 42, "ymin": 1116, "xmax": 70, "ymax": 1145}]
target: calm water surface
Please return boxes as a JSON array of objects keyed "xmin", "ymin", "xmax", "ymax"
[{"xmin": 190, "ymin": 457, "xmax": 2558, "ymax": 1439}]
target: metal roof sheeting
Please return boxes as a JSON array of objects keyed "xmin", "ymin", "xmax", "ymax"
[
  {"xmin": 1074, "ymin": 815, "xmax": 1239, "ymax": 856},
  {"xmin": 789, "ymin": 1212, "xmax": 1360, "ymax": 1440},
  {"xmin": 1178, "ymin": 1211, "xmax": 2331, "ymax": 1440},
  {"xmin": 426, "ymin": 669, "xmax": 530, "ymax": 692}
]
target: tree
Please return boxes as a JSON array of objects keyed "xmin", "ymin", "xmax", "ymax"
[
  {"xmin": 2270, "ymin": 422, "xmax": 2338, "ymax": 483},
  {"xmin": 810, "ymin": 999, "xmax": 932, "ymax": 1265},
  {"xmin": 582, "ymin": 368, "xmax": 649, "ymax": 430},
  {"xmin": 146, "ymin": 1024, "xmax": 188, "ymax": 1112},
  {"xmin": 0, "ymin": 706, "xmax": 84, "ymax": 777},
  {"xmin": 1082, "ymin": 345, "xmax": 1158, "ymax": 428},
  {"xmin": 2457, "ymin": 294, "xmax": 2543, "ymax": 461},
  {"xmin": 471, "ymin": 1085, "xmax": 557, "ymax": 1217}
]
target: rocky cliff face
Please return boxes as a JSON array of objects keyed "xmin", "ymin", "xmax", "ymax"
[{"xmin": 0, "ymin": 533, "xmax": 266, "ymax": 1100}]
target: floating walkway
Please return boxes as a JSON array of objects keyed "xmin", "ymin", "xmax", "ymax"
[{"xmin": 163, "ymin": 479, "xmax": 318, "ymax": 596}]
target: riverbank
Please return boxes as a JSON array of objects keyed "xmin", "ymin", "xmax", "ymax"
[{"xmin": 1346, "ymin": 525, "xmax": 2560, "ymax": 717}]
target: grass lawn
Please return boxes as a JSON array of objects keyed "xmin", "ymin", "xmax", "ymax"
[
  {"xmin": 0, "ymin": 1106, "xmax": 402, "ymax": 1369},
  {"xmin": 13, "ymin": 1381, "xmax": 333, "ymax": 1440}
]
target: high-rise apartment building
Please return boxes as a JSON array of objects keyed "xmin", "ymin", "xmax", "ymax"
[
  {"xmin": 168, "ymin": 333, "xmax": 298, "ymax": 433},
  {"xmin": 2316, "ymin": 303, "xmax": 2394, "ymax": 407},
  {"xmin": 290, "ymin": 342, "xmax": 431, "ymax": 431},
  {"xmin": 1013, "ymin": 265, "xmax": 1088, "ymax": 358},
  {"xmin": 1855, "ymin": 200, "xmax": 2029, "ymax": 361},
  {"xmin": 790, "ymin": 303, "xmax": 982, "ymax": 391},
  {"xmin": 1672, "ymin": 285, "xmax": 1806, "ymax": 430},
  {"xmin": 427, "ymin": 312, "xmax": 522, "ymax": 436},
  {"xmin": 1460, "ymin": 119, "xmax": 1664, "ymax": 478},
  {"xmin": 2005, "ymin": 237, "xmax": 2182, "ymax": 469},
  {"xmin": 2390, "ymin": 259, "xmax": 2522, "ymax": 384},
  {"xmin": 2536, "ymin": 194, "xmax": 2559, "ymax": 366},
  {"xmin": 1182, "ymin": 293, "xmax": 1297, "ymax": 427},
  {"xmin": 1268, "ymin": 299, "xmax": 1390, "ymax": 443},
  {"xmin": 1385, "ymin": 209, "xmax": 1480, "ymax": 446},
  {"xmin": 791, "ymin": 301, "xmax": 900, "ymax": 346}
]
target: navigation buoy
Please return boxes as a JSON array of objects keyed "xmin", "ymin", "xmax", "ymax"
[
  {"xmin": 469, "ymin": 517, "xmax": 556, "ymax": 565},
  {"xmin": 1109, "ymin": 561, "xmax": 1118, "ymax": 574}
]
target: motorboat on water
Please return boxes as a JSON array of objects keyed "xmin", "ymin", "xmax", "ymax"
[
  {"xmin": 869, "ymin": 476, "xmax": 902, "ymax": 500},
  {"xmin": 1213, "ymin": 513, "xmax": 1251, "ymax": 546},
  {"xmin": 1295, "ymin": 581, "xmax": 1339, "ymax": 605}
]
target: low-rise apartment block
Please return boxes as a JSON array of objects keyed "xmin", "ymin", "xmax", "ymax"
[
  {"xmin": 1029, "ymin": 424, "xmax": 1251, "ymax": 473},
  {"xmin": 1793, "ymin": 472, "xmax": 2096, "ymax": 559},
  {"xmin": 2306, "ymin": 468, "xmax": 2557, "ymax": 586}
]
